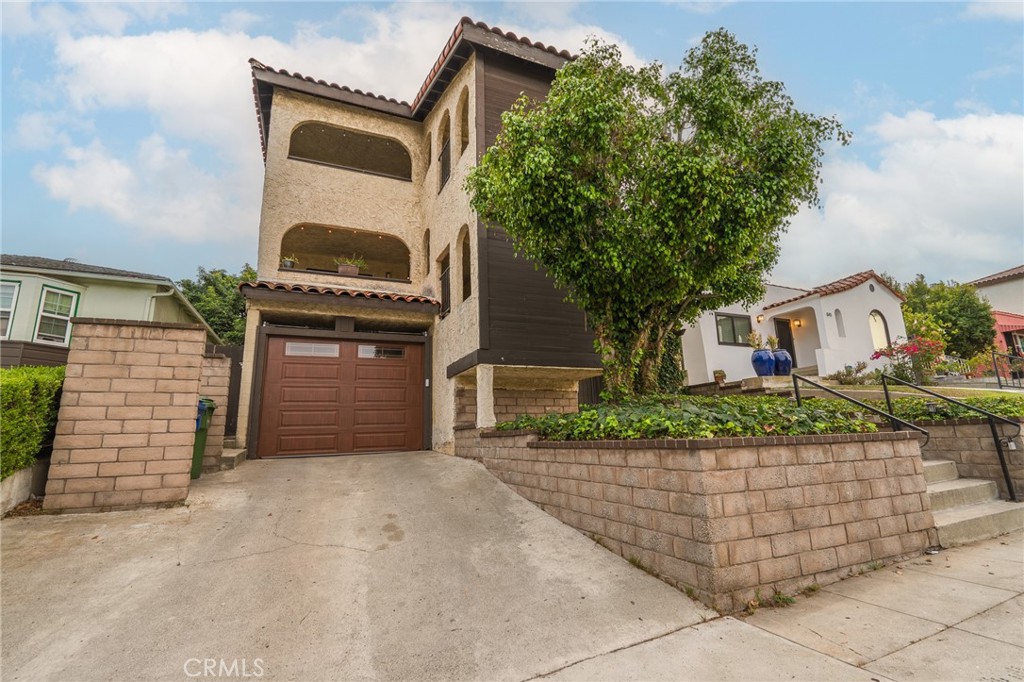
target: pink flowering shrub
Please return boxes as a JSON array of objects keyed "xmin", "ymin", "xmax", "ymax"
[{"xmin": 871, "ymin": 336, "xmax": 945, "ymax": 384}]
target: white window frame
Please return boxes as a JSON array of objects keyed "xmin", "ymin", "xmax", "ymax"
[
  {"xmin": 0, "ymin": 281, "xmax": 20, "ymax": 340},
  {"xmin": 35, "ymin": 286, "xmax": 78, "ymax": 346}
]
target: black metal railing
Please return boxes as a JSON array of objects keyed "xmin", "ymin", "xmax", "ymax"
[
  {"xmin": 792, "ymin": 374, "xmax": 930, "ymax": 445},
  {"xmin": 992, "ymin": 350, "xmax": 1024, "ymax": 389},
  {"xmin": 881, "ymin": 373, "xmax": 1020, "ymax": 502}
]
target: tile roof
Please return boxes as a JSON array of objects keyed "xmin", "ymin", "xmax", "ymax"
[
  {"xmin": 763, "ymin": 270, "xmax": 904, "ymax": 311},
  {"xmin": 240, "ymin": 280, "xmax": 439, "ymax": 306},
  {"xmin": 0, "ymin": 254, "xmax": 171, "ymax": 282},
  {"xmin": 249, "ymin": 17, "xmax": 573, "ymax": 158},
  {"xmin": 967, "ymin": 264, "xmax": 1024, "ymax": 287},
  {"xmin": 410, "ymin": 17, "xmax": 573, "ymax": 112}
]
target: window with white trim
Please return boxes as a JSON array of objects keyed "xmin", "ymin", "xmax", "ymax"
[
  {"xmin": 35, "ymin": 287, "xmax": 78, "ymax": 345},
  {"xmin": 1, "ymin": 282, "xmax": 19, "ymax": 339}
]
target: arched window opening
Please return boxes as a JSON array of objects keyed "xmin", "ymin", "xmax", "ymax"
[
  {"xmin": 280, "ymin": 224, "xmax": 411, "ymax": 281},
  {"xmin": 869, "ymin": 310, "xmax": 890, "ymax": 350},
  {"xmin": 439, "ymin": 249, "xmax": 451, "ymax": 317},
  {"xmin": 424, "ymin": 132, "xmax": 432, "ymax": 169},
  {"xmin": 289, "ymin": 122, "xmax": 411, "ymax": 181},
  {"xmin": 423, "ymin": 230, "xmax": 431, "ymax": 276},
  {"xmin": 459, "ymin": 227, "xmax": 471, "ymax": 301},
  {"xmin": 457, "ymin": 87, "xmax": 470, "ymax": 155},
  {"xmin": 438, "ymin": 112, "xmax": 451, "ymax": 190},
  {"xmin": 835, "ymin": 309, "xmax": 846, "ymax": 338}
]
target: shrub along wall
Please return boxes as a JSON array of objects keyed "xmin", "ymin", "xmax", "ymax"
[
  {"xmin": 0, "ymin": 365, "xmax": 65, "ymax": 480},
  {"xmin": 458, "ymin": 429, "xmax": 935, "ymax": 613}
]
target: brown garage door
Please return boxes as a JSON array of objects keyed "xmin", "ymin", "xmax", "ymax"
[{"xmin": 257, "ymin": 337, "xmax": 424, "ymax": 457}]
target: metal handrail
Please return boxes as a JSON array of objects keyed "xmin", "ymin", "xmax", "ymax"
[
  {"xmin": 991, "ymin": 350, "xmax": 1024, "ymax": 389},
  {"xmin": 792, "ymin": 374, "xmax": 930, "ymax": 446},
  {"xmin": 881, "ymin": 373, "xmax": 1020, "ymax": 502}
]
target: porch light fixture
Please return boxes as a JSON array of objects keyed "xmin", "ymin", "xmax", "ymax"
[
  {"xmin": 756, "ymin": 314, "xmax": 765, "ymax": 323},
  {"xmin": 793, "ymin": 320, "xmax": 802, "ymax": 328}
]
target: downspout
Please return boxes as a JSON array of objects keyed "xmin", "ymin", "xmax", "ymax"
[{"xmin": 146, "ymin": 286, "xmax": 176, "ymax": 321}]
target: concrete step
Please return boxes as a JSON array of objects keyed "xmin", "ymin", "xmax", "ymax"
[
  {"xmin": 933, "ymin": 500, "xmax": 1024, "ymax": 547},
  {"xmin": 219, "ymin": 448, "xmax": 247, "ymax": 471},
  {"xmin": 927, "ymin": 478, "xmax": 998, "ymax": 511},
  {"xmin": 923, "ymin": 459, "xmax": 960, "ymax": 484}
]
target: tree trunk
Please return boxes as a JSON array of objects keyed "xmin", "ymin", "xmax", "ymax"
[{"xmin": 636, "ymin": 319, "xmax": 671, "ymax": 395}]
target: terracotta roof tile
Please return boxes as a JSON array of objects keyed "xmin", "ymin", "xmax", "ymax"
[
  {"xmin": 410, "ymin": 17, "xmax": 573, "ymax": 111},
  {"xmin": 240, "ymin": 280, "xmax": 439, "ymax": 306},
  {"xmin": 994, "ymin": 310, "xmax": 1024, "ymax": 333},
  {"xmin": 763, "ymin": 270, "xmax": 903, "ymax": 311},
  {"xmin": 967, "ymin": 264, "xmax": 1024, "ymax": 287}
]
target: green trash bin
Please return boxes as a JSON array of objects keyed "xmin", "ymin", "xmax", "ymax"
[{"xmin": 191, "ymin": 398, "xmax": 217, "ymax": 480}]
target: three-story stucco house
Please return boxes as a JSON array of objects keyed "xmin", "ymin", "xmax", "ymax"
[{"xmin": 237, "ymin": 19, "xmax": 601, "ymax": 458}]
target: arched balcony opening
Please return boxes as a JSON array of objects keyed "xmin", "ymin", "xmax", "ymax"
[
  {"xmin": 280, "ymin": 224, "xmax": 411, "ymax": 282},
  {"xmin": 289, "ymin": 122, "xmax": 412, "ymax": 181},
  {"xmin": 438, "ymin": 112, "xmax": 451, "ymax": 190},
  {"xmin": 458, "ymin": 225, "xmax": 471, "ymax": 301}
]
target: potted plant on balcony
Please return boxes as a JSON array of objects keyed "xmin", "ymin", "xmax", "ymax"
[
  {"xmin": 768, "ymin": 335, "xmax": 793, "ymax": 376},
  {"xmin": 280, "ymin": 255, "xmax": 298, "ymax": 269},
  {"xmin": 333, "ymin": 255, "xmax": 366, "ymax": 276},
  {"xmin": 748, "ymin": 331, "xmax": 775, "ymax": 377}
]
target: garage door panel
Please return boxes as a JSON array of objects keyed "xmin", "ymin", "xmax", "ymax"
[
  {"xmin": 277, "ymin": 434, "xmax": 340, "ymax": 454},
  {"xmin": 354, "ymin": 386, "xmax": 411, "ymax": 403},
  {"xmin": 258, "ymin": 337, "xmax": 423, "ymax": 457},
  {"xmin": 352, "ymin": 432, "xmax": 409, "ymax": 451},
  {"xmin": 354, "ymin": 408, "xmax": 408, "ymax": 426},
  {"xmin": 282, "ymin": 363, "xmax": 343, "ymax": 380},
  {"xmin": 278, "ymin": 387, "xmax": 343, "ymax": 404},
  {"xmin": 354, "ymin": 364, "xmax": 408, "ymax": 381},
  {"xmin": 280, "ymin": 409, "xmax": 341, "ymax": 427}
]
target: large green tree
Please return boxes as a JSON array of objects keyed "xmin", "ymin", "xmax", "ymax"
[
  {"xmin": 902, "ymin": 274, "xmax": 995, "ymax": 358},
  {"xmin": 466, "ymin": 31, "xmax": 847, "ymax": 399},
  {"xmin": 178, "ymin": 264, "xmax": 256, "ymax": 345}
]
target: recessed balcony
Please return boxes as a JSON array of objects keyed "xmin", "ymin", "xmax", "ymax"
[{"xmin": 279, "ymin": 224, "xmax": 411, "ymax": 282}]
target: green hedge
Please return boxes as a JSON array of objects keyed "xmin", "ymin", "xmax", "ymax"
[
  {"xmin": 497, "ymin": 395, "xmax": 877, "ymax": 441},
  {"xmin": 880, "ymin": 395, "xmax": 1024, "ymax": 422},
  {"xmin": 1, "ymin": 365, "xmax": 65, "ymax": 480}
]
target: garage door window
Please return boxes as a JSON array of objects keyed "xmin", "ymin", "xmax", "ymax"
[
  {"xmin": 358, "ymin": 345, "xmax": 406, "ymax": 359},
  {"xmin": 285, "ymin": 342, "xmax": 340, "ymax": 357}
]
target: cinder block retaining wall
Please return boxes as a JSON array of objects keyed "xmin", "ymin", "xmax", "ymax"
[
  {"xmin": 44, "ymin": 320, "xmax": 210, "ymax": 513},
  {"xmin": 458, "ymin": 430, "xmax": 935, "ymax": 612},
  {"xmin": 918, "ymin": 418, "xmax": 1023, "ymax": 499},
  {"xmin": 455, "ymin": 387, "xmax": 578, "ymax": 428},
  {"xmin": 200, "ymin": 353, "xmax": 231, "ymax": 471}
]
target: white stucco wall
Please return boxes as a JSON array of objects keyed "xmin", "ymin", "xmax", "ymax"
[
  {"xmin": 975, "ymin": 278, "xmax": 1023, "ymax": 316},
  {"xmin": 681, "ymin": 278, "xmax": 907, "ymax": 383}
]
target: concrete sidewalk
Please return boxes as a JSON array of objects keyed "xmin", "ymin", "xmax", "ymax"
[
  {"xmin": 547, "ymin": 530, "xmax": 1024, "ymax": 681},
  {"xmin": 2, "ymin": 453, "xmax": 1021, "ymax": 681}
]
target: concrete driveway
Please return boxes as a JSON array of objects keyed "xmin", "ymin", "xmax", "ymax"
[{"xmin": 1, "ymin": 452, "xmax": 717, "ymax": 681}]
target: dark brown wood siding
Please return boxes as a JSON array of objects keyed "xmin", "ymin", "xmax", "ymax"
[
  {"xmin": 478, "ymin": 50, "xmax": 598, "ymax": 368},
  {"xmin": 0, "ymin": 341, "xmax": 69, "ymax": 368}
]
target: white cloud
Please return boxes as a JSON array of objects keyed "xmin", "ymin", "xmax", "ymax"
[
  {"xmin": 22, "ymin": 3, "xmax": 649, "ymax": 244},
  {"xmin": 964, "ymin": 2, "xmax": 1024, "ymax": 21},
  {"xmin": 220, "ymin": 9, "xmax": 263, "ymax": 33},
  {"xmin": 1, "ymin": 2, "xmax": 185, "ymax": 37},
  {"xmin": 774, "ymin": 110, "xmax": 1024, "ymax": 285},
  {"xmin": 32, "ymin": 136, "xmax": 259, "ymax": 242}
]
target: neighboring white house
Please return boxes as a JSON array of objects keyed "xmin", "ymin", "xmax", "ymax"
[
  {"xmin": 0, "ymin": 255, "xmax": 220, "ymax": 366},
  {"xmin": 682, "ymin": 270, "xmax": 907, "ymax": 384},
  {"xmin": 967, "ymin": 264, "xmax": 1024, "ymax": 354}
]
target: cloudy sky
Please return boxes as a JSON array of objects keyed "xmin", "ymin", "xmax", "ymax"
[{"xmin": 2, "ymin": 1, "xmax": 1021, "ymax": 288}]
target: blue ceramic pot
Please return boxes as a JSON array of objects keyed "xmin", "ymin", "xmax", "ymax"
[
  {"xmin": 751, "ymin": 349, "xmax": 775, "ymax": 377},
  {"xmin": 773, "ymin": 349, "xmax": 793, "ymax": 376}
]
